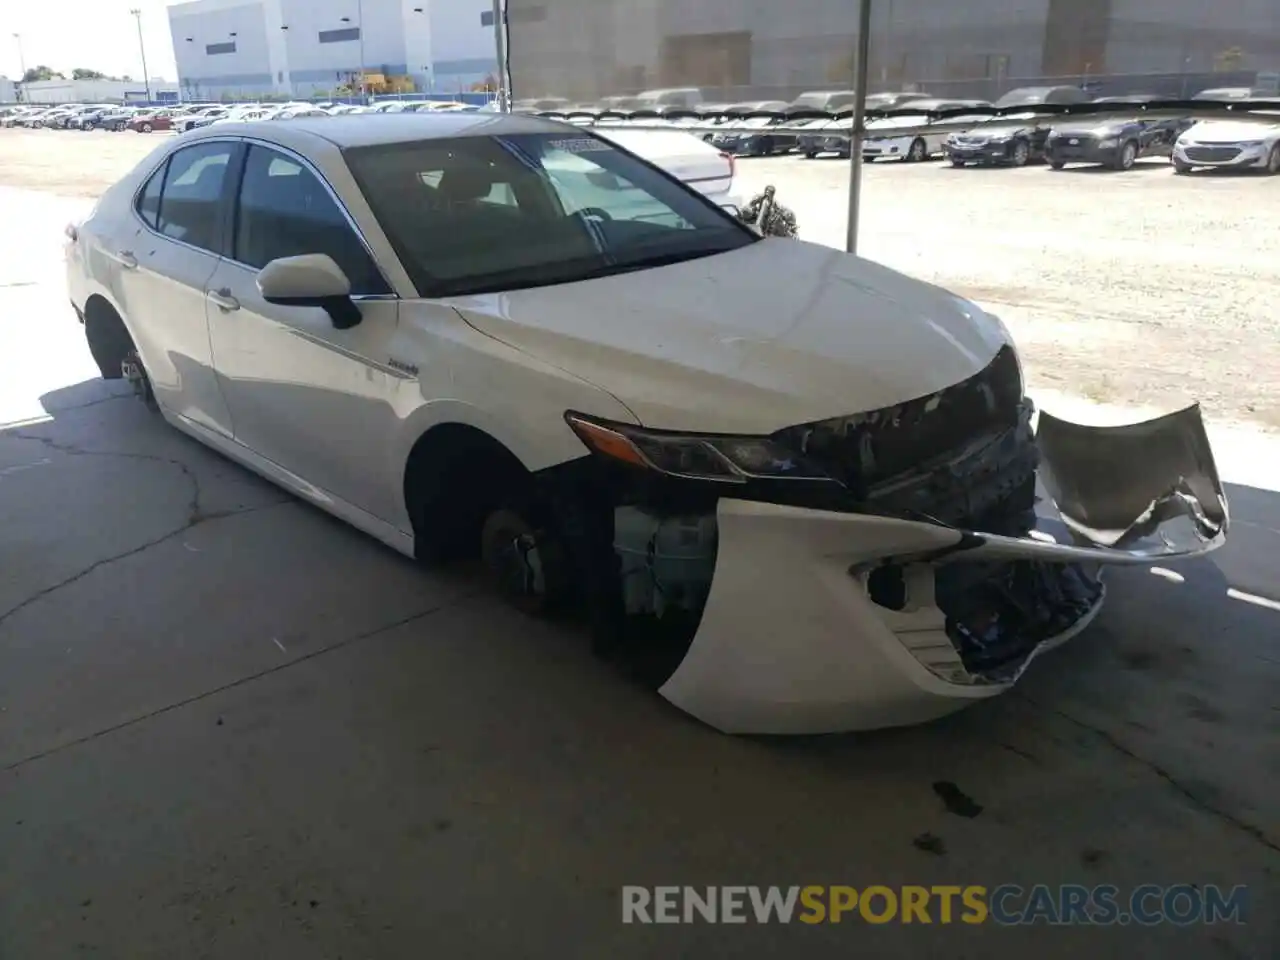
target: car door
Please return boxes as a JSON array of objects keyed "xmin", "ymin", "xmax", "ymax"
[
  {"xmin": 204, "ymin": 142, "xmax": 404, "ymax": 522},
  {"xmin": 116, "ymin": 139, "xmax": 240, "ymax": 437},
  {"xmin": 1142, "ymin": 118, "xmax": 1178, "ymax": 156}
]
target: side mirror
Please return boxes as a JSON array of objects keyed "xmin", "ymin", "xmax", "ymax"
[{"xmin": 257, "ymin": 254, "xmax": 363, "ymax": 329}]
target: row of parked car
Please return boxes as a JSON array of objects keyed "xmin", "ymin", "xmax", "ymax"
[
  {"xmin": 0, "ymin": 97, "xmax": 488, "ymax": 135},
  {"xmin": 539, "ymin": 84, "xmax": 1280, "ymax": 175}
]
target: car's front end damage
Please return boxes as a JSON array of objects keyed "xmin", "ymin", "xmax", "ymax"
[{"xmin": 545, "ymin": 346, "xmax": 1228, "ymax": 734}]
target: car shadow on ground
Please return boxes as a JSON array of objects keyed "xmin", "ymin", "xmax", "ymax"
[{"xmin": 1049, "ymin": 161, "xmax": 1177, "ymax": 174}]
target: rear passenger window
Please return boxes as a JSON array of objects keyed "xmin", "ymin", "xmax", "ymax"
[
  {"xmin": 233, "ymin": 145, "xmax": 390, "ymax": 294},
  {"xmin": 156, "ymin": 142, "xmax": 236, "ymax": 253},
  {"xmin": 135, "ymin": 160, "xmax": 167, "ymax": 229}
]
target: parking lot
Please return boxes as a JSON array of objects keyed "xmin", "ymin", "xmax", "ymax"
[{"xmin": 1, "ymin": 127, "xmax": 1278, "ymax": 957}]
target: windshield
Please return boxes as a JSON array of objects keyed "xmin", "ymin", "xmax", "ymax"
[{"xmin": 344, "ymin": 131, "xmax": 756, "ymax": 298}]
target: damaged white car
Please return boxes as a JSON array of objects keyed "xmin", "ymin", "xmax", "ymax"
[{"xmin": 65, "ymin": 113, "xmax": 1229, "ymax": 735}]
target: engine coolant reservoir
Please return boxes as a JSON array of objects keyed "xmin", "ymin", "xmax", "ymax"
[{"xmin": 613, "ymin": 506, "xmax": 719, "ymax": 619}]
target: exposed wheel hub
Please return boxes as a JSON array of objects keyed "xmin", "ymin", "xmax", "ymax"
[
  {"xmin": 121, "ymin": 350, "xmax": 155, "ymax": 405},
  {"xmin": 481, "ymin": 507, "xmax": 568, "ymax": 615}
]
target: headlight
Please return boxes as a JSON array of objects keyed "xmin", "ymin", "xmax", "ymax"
[
  {"xmin": 1236, "ymin": 140, "xmax": 1265, "ymax": 149},
  {"xmin": 1098, "ymin": 137, "xmax": 1119, "ymax": 148},
  {"xmin": 565, "ymin": 413, "xmax": 834, "ymax": 484}
]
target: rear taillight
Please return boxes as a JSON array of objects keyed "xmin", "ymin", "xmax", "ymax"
[{"xmin": 720, "ymin": 151, "xmax": 735, "ymax": 177}]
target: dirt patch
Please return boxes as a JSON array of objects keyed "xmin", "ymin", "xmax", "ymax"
[
  {"xmin": 0, "ymin": 128, "xmax": 164, "ymax": 197},
  {"xmin": 738, "ymin": 155, "xmax": 1280, "ymax": 430}
]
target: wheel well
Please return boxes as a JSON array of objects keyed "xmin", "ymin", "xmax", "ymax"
[
  {"xmin": 83, "ymin": 295, "xmax": 133, "ymax": 380},
  {"xmin": 403, "ymin": 423, "xmax": 531, "ymax": 563}
]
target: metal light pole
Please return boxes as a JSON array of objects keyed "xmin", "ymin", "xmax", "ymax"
[
  {"xmin": 844, "ymin": 0, "xmax": 873, "ymax": 255},
  {"xmin": 129, "ymin": 9, "xmax": 153, "ymax": 103},
  {"xmin": 492, "ymin": 0, "xmax": 508, "ymax": 111},
  {"xmin": 357, "ymin": 0, "xmax": 366, "ymax": 101},
  {"xmin": 12, "ymin": 32, "xmax": 26, "ymax": 79}
]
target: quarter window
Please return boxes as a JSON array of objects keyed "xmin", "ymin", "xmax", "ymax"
[
  {"xmin": 155, "ymin": 142, "xmax": 236, "ymax": 253},
  {"xmin": 233, "ymin": 145, "xmax": 389, "ymax": 295},
  {"xmin": 135, "ymin": 160, "xmax": 167, "ymax": 230}
]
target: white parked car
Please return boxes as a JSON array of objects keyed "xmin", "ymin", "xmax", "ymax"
[
  {"xmin": 210, "ymin": 107, "xmax": 272, "ymax": 124},
  {"xmin": 588, "ymin": 126, "xmax": 739, "ymax": 211},
  {"xmin": 64, "ymin": 113, "xmax": 1228, "ymax": 735},
  {"xmin": 1171, "ymin": 118, "xmax": 1280, "ymax": 174},
  {"xmin": 862, "ymin": 99, "xmax": 992, "ymax": 162}
]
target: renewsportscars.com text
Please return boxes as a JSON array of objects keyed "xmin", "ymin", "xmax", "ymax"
[{"xmin": 621, "ymin": 884, "xmax": 1248, "ymax": 926}]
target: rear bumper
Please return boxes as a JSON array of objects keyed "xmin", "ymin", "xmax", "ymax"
[
  {"xmin": 863, "ymin": 136, "xmax": 911, "ymax": 159},
  {"xmin": 1045, "ymin": 140, "xmax": 1121, "ymax": 165},
  {"xmin": 658, "ymin": 404, "xmax": 1227, "ymax": 734},
  {"xmin": 945, "ymin": 142, "xmax": 1013, "ymax": 163}
]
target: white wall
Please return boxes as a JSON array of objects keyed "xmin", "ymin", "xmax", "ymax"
[
  {"xmin": 171, "ymin": 0, "xmax": 277, "ymax": 97},
  {"xmin": 18, "ymin": 78, "xmax": 180, "ymax": 104},
  {"xmin": 427, "ymin": 0, "xmax": 496, "ymax": 89},
  {"xmin": 0, "ymin": 77, "xmax": 17, "ymax": 103},
  {"xmin": 167, "ymin": 0, "xmax": 494, "ymax": 96}
]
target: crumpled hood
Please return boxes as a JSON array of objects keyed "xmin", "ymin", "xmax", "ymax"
[
  {"xmin": 449, "ymin": 238, "xmax": 1010, "ymax": 434},
  {"xmin": 1182, "ymin": 120, "xmax": 1280, "ymax": 142}
]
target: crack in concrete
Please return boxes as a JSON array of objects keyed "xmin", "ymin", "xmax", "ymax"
[
  {"xmin": 1018, "ymin": 694, "xmax": 1280, "ymax": 854},
  {"xmin": 0, "ymin": 500, "xmax": 292, "ymax": 630},
  {"xmin": 1, "ymin": 599, "xmax": 476, "ymax": 774},
  {"xmin": 0, "ymin": 431, "xmax": 291, "ymax": 629},
  {"xmin": 45, "ymin": 393, "xmax": 134, "ymax": 414},
  {"xmin": 11, "ymin": 429, "xmax": 206, "ymax": 522}
]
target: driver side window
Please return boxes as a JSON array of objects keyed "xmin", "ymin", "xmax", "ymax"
[{"xmin": 233, "ymin": 145, "xmax": 391, "ymax": 295}]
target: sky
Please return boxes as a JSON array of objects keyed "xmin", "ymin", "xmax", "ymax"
[{"xmin": 4, "ymin": 0, "xmax": 180, "ymax": 82}]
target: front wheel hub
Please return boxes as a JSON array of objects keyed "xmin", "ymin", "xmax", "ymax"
[{"xmin": 480, "ymin": 507, "xmax": 569, "ymax": 616}]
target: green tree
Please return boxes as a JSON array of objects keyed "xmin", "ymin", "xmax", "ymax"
[
  {"xmin": 22, "ymin": 65, "xmax": 64, "ymax": 82},
  {"xmin": 72, "ymin": 68, "xmax": 108, "ymax": 80}
]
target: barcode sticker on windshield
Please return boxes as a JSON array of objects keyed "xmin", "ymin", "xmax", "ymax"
[{"xmin": 548, "ymin": 137, "xmax": 612, "ymax": 153}]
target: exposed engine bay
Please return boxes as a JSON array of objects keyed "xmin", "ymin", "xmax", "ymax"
[{"xmin": 534, "ymin": 346, "xmax": 1227, "ymax": 692}]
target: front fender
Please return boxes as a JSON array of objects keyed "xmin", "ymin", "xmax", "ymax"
[{"xmin": 387, "ymin": 320, "xmax": 637, "ymax": 530}]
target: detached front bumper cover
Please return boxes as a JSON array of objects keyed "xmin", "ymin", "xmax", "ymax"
[{"xmin": 656, "ymin": 404, "xmax": 1228, "ymax": 735}]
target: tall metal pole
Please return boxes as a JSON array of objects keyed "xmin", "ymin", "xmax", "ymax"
[
  {"xmin": 130, "ymin": 9, "xmax": 153, "ymax": 103},
  {"xmin": 844, "ymin": 0, "xmax": 874, "ymax": 254},
  {"xmin": 12, "ymin": 33, "xmax": 26, "ymax": 79},
  {"xmin": 492, "ymin": 0, "xmax": 508, "ymax": 111},
  {"xmin": 357, "ymin": 0, "xmax": 367, "ymax": 101}
]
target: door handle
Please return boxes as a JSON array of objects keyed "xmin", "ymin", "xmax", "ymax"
[
  {"xmin": 207, "ymin": 288, "xmax": 240, "ymax": 312},
  {"xmin": 115, "ymin": 249, "xmax": 138, "ymax": 270}
]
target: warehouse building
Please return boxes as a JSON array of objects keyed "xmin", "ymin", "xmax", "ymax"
[
  {"xmin": 168, "ymin": 0, "xmax": 498, "ymax": 99},
  {"xmin": 15, "ymin": 78, "xmax": 181, "ymax": 105},
  {"xmin": 505, "ymin": 0, "xmax": 1279, "ymax": 102}
]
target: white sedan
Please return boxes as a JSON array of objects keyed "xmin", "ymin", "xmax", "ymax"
[
  {"xmin": 64, "ymin": 113, "xmax": 1228, "ymax": 735},
  {"xmin": 1172, "ymin": 118, "xmax": 1280, "ymax": 174},
  {"xmin": 862, "ymin": 100, "xmax": 992, "ymax": 162}
]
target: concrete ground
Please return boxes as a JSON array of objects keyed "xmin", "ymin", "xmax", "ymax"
[{"xmin": 1, "ymin": 151, "xmax": 1278, "ymax": 957}]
